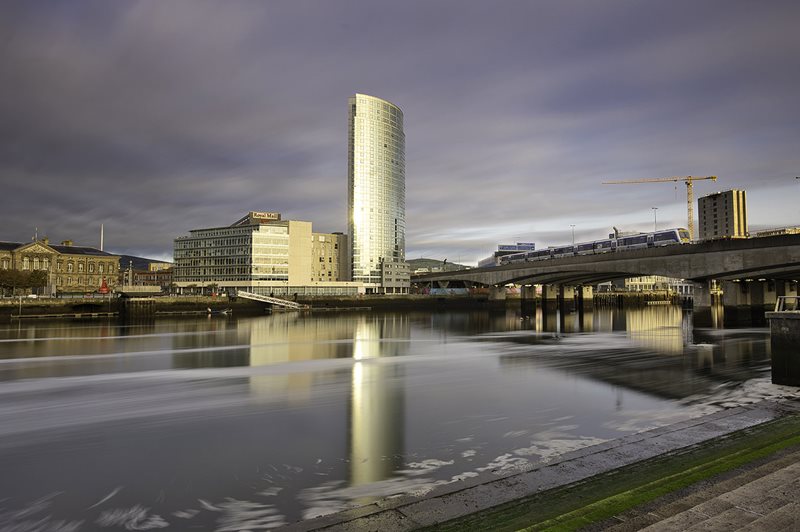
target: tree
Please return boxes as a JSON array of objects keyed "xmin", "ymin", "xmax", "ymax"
[
  {"xmin": 29, "ymin": 270, "xmax": 48, "ymax": 293},
  {"xmin": 0, "ymin": 270, "xmax": 25, "ymax": 296}
]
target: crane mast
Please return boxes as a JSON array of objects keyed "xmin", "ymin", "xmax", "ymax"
[{"xmin": 602, "ymin": 175, "xmax": 718, "ymax": 240}]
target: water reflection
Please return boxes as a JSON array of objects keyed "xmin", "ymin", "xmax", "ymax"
[
  {"xmin": 0, "ymin": 306, "xmax": 791, "ymax": 528},
  {"xmin": 530, "ymin": 305, "xmax": 687, "ymax": 354},
  {"xmin": 350, "ymin": 316, "xmax": 407, "ymax": 491},
  {"xmin": 500, "ymin": 305, "xmax": 771, "ymax": 401}
]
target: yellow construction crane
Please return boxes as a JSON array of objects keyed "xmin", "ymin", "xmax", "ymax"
[{"xmin": 602, "ymin": 175, "xmax": 718, "ymax": 240}]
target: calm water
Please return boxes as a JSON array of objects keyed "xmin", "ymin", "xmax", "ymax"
[{"xmin": 0, "ymin": 306, "xmax": 793, "ymax": 530}]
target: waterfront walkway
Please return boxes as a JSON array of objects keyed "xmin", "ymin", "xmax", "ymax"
[
  {"xmin": 600, "ymin": 447, "xmax": 800, "ymax": 531},
  {"xmin": 287, "ymin": 399, "xmax": 800, "ymax": 531}
]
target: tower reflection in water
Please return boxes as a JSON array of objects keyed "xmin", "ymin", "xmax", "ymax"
[
  {"xmin": 215, "ymin": 312, "xmax": 409, "ymax": 494},
  {"xmin": 349, "ymin": 315, "xmax": 407, "ymax": 494}
]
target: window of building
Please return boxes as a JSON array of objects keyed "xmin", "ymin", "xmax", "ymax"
[
  {"xmin": 78, "ymin": 263, "xmax": 84, "ymax": 273},
  {"xmin": 23, "ymin": 257, "xmax": 29, "ymax": 270},
  {"xmin": 89, "ymin": 263, "xmax": 95, "ymax": 273},
  {"xmin": 67, "ymin": 263, "xmax": 74, "ymax": 273}
]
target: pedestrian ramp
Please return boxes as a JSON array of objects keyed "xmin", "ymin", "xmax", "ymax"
[{"xmin": 236, "ymin": 291, "xmax": 309, "ymax": 310}]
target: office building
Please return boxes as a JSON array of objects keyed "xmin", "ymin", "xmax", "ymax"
[
  {"xmin": 0, "ymin": 238, "xmax": 120, "ymax": 295},
  {"xmin": 348, "ymin": 93, "xmax": 409, "ymax": 294},
  {"xmin": 173, "ymin": 212, "xmax": 361, "ymax": 296},
  {"xmin": 311, "ymin": 232, "xmax": 348, "ymax": 282},
  {"xmin": 698, "ymin": 190, "xmax": 748, "ymax": 240}
]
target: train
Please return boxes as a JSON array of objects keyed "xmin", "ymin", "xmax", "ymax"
[{"xmin": 498, "ymin": 228, "xmax": 691, "ymax": 266}]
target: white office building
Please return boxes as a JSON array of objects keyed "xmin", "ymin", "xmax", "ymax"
[{"xmin": 348, "ymin": 93, "xmax": 409, "ymax": 294}]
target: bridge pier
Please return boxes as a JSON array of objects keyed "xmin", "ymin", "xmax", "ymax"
[
  {"xmin": 520, "ymin": 285, "xmax": 536, "ymax": 316},
  {"xmin": 576, "ymin": 286, "xmax": 594, "ymax": 311},
  {"xmin": 722, "ymin": 280, "xmax": 747, "ymax": 326},
  {"xmin": 693, "ymin": 281, "xmax": 713, "ymax": 327},
  {"xmin": 720, "ymin": 280, "xmax": 778, "ymax": 326},
  {"xmin": 541, "ymin": 284, "xmax": 559, "ymax": 311},
  {"xmin": 777, "ymin": 280, "xmax": 799, "ymax": 299},
  {"xmin": 520, "ymin": 285, "xmax": 537, "ymax": 300},
  {"xmin": 489, "ymin": 285, "xmax": 507, "ymax": 301},
  {"xmin": 749, "ymin": 281, "xmax": 776, "ymax": 326}
]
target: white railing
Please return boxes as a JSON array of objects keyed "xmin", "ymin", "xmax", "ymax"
[
  {"xmin": 774, "ymin": 295, "xmax": 800, "ymax": 312},
  {"xmin": 236, "ymin": 290, "xmax": 308, "ymax": 310}
]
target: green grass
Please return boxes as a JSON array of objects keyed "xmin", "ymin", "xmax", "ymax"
[{"xmin": 425, "ymin": 413, "xmax": 800, "ymax": 532}]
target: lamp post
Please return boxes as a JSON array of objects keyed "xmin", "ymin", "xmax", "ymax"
[
  {"xmin": 652, "ymin": 207, "xmax": 658, "ymax": 232},
  {"xmin": 570, "ymin": 224, "xmax": 576, "ymax": 246}
]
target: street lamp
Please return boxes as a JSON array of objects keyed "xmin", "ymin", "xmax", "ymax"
[
  {"xmin": 570, "ymin": 224, "xmax": 576, "ymax": 246},
  {"xmin": 652, "ymin": 207, "xmax": 658, "ymax": 232}
]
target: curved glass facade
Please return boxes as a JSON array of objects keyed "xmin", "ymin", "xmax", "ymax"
[{"xmin": 348, "ymin": 94, "xmax": 406, "ymax": 286}]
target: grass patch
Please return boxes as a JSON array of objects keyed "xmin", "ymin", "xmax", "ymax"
[{"xmin": 425, "ymin": 413, "xmax": 800, "ymax": 532}]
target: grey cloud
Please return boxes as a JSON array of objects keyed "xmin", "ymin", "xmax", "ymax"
[{"xmin": 1, "ymin": 1, "xmax": 798, "ymax": 262}]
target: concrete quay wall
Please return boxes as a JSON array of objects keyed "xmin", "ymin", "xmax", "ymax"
[{"xmin": 766, "ymin": 311, "xmax": 800, "ymax": 386}]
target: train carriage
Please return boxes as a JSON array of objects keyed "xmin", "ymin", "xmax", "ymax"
[{"xmin": 495, "ymin": 228, "xmax": 689, "ymax": 266}]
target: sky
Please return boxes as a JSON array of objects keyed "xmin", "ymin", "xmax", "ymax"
[{"xmin": 1, "ymin": 1, "xmax": 799, "ymax": 265}]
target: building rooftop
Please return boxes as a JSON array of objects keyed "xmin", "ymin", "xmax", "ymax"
[{"xmin": 0, "ymin": 241, "xmax": 116, "ymax": 257}]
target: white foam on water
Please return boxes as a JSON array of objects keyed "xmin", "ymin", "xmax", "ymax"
[
  {"xmin": 95, "ymin": 505, "xmax": 168, "ymax": 529},
  {"xmin": 214, "ymin": 498, "xmax": 286, "ymax": 531},
  {"xmin": 0, "ymin": 329, "xmax": 232, "ymax": 344}
]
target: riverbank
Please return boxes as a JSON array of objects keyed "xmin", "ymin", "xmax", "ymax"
[
  {"xmin": 285, "ymin": 398, "xmax": 800, "ymax": 531},
  {"xmin": 0, "ymin": 294, "xmax": 513, "ymax": 319}
]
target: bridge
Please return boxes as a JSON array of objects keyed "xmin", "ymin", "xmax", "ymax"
[
  {"xmin": 414, "ymin": 234, "xmax": 800, "ymax": 318},
  {"xmin": 236, "ymin": 290, "xmax": 309, "ymax": 310},
  {"xmin": 415, "ymin": 234, "xmax": 800, "ymax": 286}
]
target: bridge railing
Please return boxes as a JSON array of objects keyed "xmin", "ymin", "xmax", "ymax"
[
  {"xmin": 236, "ymin": 290, "xmax": 309, "ymax": 310},
  {"xmin": 774, "ymin": 296, "xmax": 800, "ymax": 312}
]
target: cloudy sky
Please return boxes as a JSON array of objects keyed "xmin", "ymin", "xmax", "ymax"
[{"xmin": 1, "ymin": 1, "xmax": 799, "ymax": 264}]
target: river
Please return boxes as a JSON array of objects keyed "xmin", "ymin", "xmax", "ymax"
[{"xmin": 0, "ymin": 305, "xmax": 794, "ymax": 530}]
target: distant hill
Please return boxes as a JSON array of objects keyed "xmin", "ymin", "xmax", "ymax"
[{"xmin": 407, "ymin": 258, "xmax": 469, "ymax": 272}]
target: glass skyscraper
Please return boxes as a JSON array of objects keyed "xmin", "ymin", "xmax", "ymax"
[{"xmin": 348, "ymin": 94, "xmax": 408, "ymax": 293}]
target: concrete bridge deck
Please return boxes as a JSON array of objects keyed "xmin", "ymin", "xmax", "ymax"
[{"xmin": 414, "ymin": 234, "xmax": 800, "ymax": 287}]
